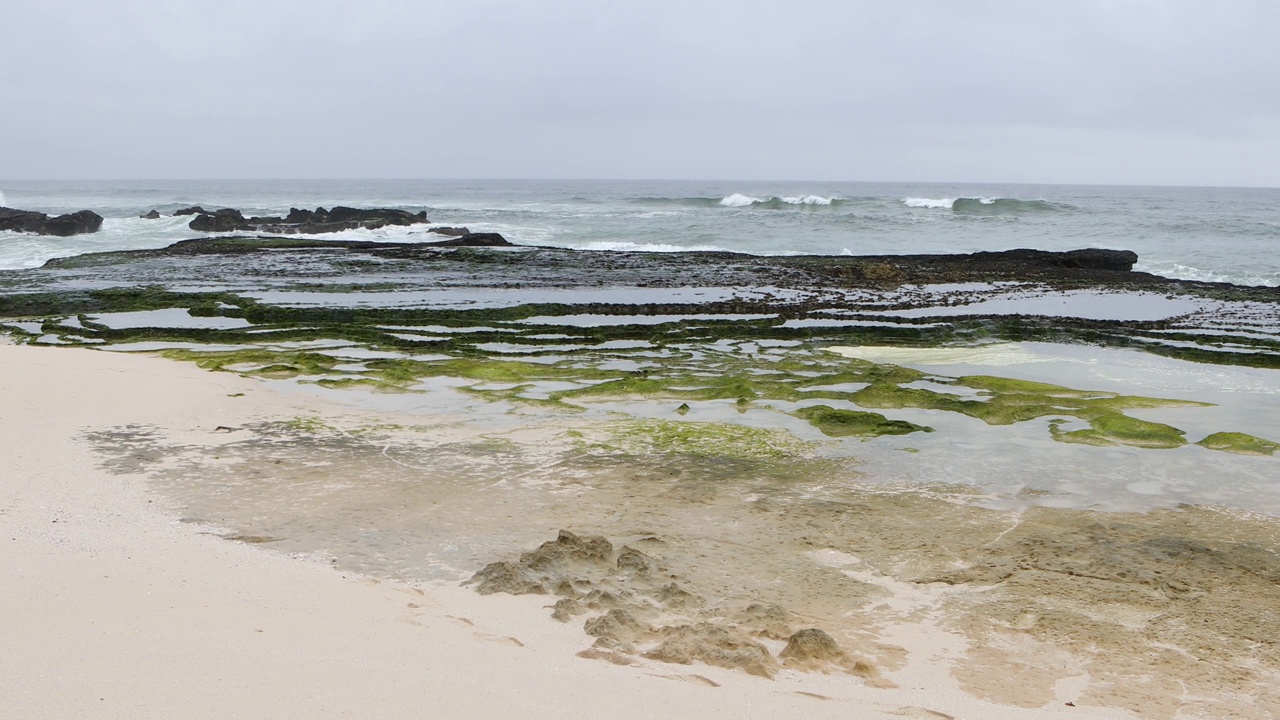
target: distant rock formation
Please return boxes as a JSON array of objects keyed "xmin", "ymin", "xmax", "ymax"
[
  {"xmin": 428, "ymin": 226, "xmax": 471, "ymax": 237},
  {"xmin": 141, "ymin": 210, "xmax": 161, "ymax": 219},
  {"xmin": 181, "ymin": 205, "xmax": 429, "ymax": 234},
  {"xmin": 0, "ymin": 207, "xmax": 104, "ymax": 236},
  {"xmin": 425, "ymin": 232, "xmax": 511, "ymax": 247}
]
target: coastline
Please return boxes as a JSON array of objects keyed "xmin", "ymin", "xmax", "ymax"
[
  {"xmin": 0, "ymin": 343, "xmax": 1131, "ymax": 720},
  {"xmin": 4, "ymin": 342, "xmax": 1278, "ymax": 718}
]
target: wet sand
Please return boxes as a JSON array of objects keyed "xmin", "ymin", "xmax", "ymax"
[{"xmin": 3, "ymin": 342, "xmax": 1276, "ymax": 719}]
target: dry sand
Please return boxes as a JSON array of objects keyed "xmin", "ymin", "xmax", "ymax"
[{"xmin": 3, "ymin": 342, "xmax": 1260, "ymax": 719}]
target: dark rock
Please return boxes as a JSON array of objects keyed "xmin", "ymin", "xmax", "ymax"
[
  {"xmin": 0, "ymin": 207, "xmax": 103, "ymax": 236},
  {"xmin": 972, "ymin": 248, "xmax": 1138, "ymax": 272},
  {"xmin": 42, "ymin": 210, "xmax": 104, "ymax": 236},
  {"xmin": 182, "ymin": 205, "xmax": 430, "ymax": 235},
  {"xmin": 141, "ymin": 209, "xmax": 161, "ymax": 219},
  {"xmin": 428, "ymin": 226, "xmax": 471, "ymax": 237},
  {"xmin": 425, "ymin": 232, "xmax": 513, "ymax": 248},
  {"xmin": 0, "ymin": 207, "xmax": 48, "ymax": 232},
  {"xmin": 188, "ymin": 208, "xmax": 247, "ymax": 232}
]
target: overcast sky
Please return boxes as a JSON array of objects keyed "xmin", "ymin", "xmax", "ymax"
[{"xmin": 4, "ymin": 0, "xmax": 1278, "ymax": 185}]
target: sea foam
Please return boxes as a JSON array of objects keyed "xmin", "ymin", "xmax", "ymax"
[
  {"xmin": 720, "ymin": 194, "xmax": 838, "ymax": 208},
  {"xmin": 720, "ymin": 193, "xmax": 762, "ymax": 207},
  {"xmin": 903, "ymin": 197, "xmax": 956, "ymax": 209},
  {"xmin": 904, "ymin": 196, "xmax": 1068, "ymax": 213}
]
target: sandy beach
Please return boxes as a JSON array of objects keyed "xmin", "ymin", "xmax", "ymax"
[{"xmin": 4, "ymin": 341, "xmax": 1278, "ymax": 719}]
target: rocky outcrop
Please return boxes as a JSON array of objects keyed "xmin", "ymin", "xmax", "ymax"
[
  {"xmin": 425, "ymin": 232, "xmax": 511, "ymax": 247},
  {"xmin": 971, "ymin": 248, "xmax": 1139, "ymax": 272},
  {"xmin": 141, "ymin": 210, "xmax": 161, "ymax": 219},
  {"xmin": 181, "ymin": 205, "xmax": 429, "ymax": 234},
  {"xmin": 188, "ymin": 208, "xmax": 248, "ymax": 232},
  {"xmin": 0, "ymin": 207, "xmax": 104, "ymax": 236},
  {"xmin": 428, "ymin": 226, "xmax": 471, "ymax": 237},
  {"xmin": 467, "ymin": 529, "xmax": 885, "ymax": 681}
]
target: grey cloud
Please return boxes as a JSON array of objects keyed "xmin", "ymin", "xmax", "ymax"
[{"xmin": 3, "ymin": 0, "xmax": 1278, "ymax": 184}]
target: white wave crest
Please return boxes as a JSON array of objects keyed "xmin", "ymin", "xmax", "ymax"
[
  {"xmin": 720, "ymin": 193, "xmax": 762, "ymax": 207},
  {"xmin": 721, "ymin": 193, "xmax": 838, "ymax": 207},
  {"xmin": 903, "ymin": 197, "xmax": 955, "ymax": 209},
  {"xmin": 574, "ymin": 241, "xmax": 731, "ymax": 253},
  {"xmin": 0, "ymin": 190, "xmax": 6, "ymax": 206},
  {"xmin": 781, "ymin": 195, "xmax": 834, "ymax": 205}
]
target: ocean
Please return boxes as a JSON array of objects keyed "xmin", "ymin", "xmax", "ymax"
[{"xmin": 2, "ymin": 178, "xmax": 1278, "ymax": 286}]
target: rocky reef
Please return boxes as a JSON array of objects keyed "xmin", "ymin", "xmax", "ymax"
[
  {"xmin": 469, "ymin": 530, "xmax": 888, "ymax": 682},
  {"xmin": 173, "ymin": 205, "xmax": 430, "ymax": 234},
  {"xmin": 0, "ymin": 207, "xmax": 103, "ymax": 236}
]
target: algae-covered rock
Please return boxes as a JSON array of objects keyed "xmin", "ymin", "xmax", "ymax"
[
  {"xmin": 796, "ymin": 405, "xmax": 932, "ymax": 437},
  {"xmin": 1197, "ymin": 432, "xmax": 1280, "ymax": 456},
  {"xmin": 607, "ymin": 419, "xmax": 814, "ymax": 460},
  {"xmin": 1050, "ymin": 415, "xmax": 1187, "ymax": 449}
]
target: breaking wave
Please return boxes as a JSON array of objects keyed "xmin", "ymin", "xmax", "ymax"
[
  {"xmin": 904, "ymin": 197, "xmax": 1073, "ymax": 214},
  {"xmin": 631, "ymin": 194, "xmax": 847, "ymax": 209}
]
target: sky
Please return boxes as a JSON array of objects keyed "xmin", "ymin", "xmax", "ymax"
[{"xmin": 3, "ymin": 0, "xmax": 1278, "ymax": 185}]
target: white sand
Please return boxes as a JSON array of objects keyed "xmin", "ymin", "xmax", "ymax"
[{"xmin": 0, "ymin": 343, "xmax": 1133, "ymax": 719}]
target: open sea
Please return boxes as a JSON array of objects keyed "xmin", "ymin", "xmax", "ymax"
[{"xmin": 2, "ymin": 179, "xmax": 1278, "ymax": 285}]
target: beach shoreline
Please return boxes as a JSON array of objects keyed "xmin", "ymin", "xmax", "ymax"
[
  {"xmin": 0, "ymin": 343, "xmax": 1119, "ymax": 719},
  {"xmin": 5, "ymin": 342, "xmax": 1278, "ymax": 718}
]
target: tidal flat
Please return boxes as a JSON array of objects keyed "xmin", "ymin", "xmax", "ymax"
[{"xmin": 4, "ymin": 241, "xmax": 1280, "ymax": 717}]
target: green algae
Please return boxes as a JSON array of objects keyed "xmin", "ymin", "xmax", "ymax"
[
  {"xmin": 1196, "ymin": 432, "xmax": 1280, "ymax": 456},
  {"xmin": 603, "ymin": 419, "xmax": 815, "ymax": 461},
  {"xmin": 150, "ymin": 342, "xmax": 1246, "ymax": 453},
  {"xmin": 3, "ymin": 294, "xmax": 1255, "ymax": 457},
  {"xmin": 1049, "ymin": 415, "xmax": 1188, "ymax": 449},
  {"xmin": 162, "ymin": 348, "xmax": 341, "ymax": 377},
  {"xmin": 279, "ymin": 416, "xmax": 334, "ymax": 434},
  {"xmin": 953, "ymin": 375, "xmax": 1110, "ymax": 399},
  {"xmin": 313, "ymin": 377, "xmax": 408, "ymax": 392},
  {"xmin": 794, "ymin": 405, "xmax": 933, "ymax": 438}
]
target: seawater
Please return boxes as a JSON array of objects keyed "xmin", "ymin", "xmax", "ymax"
[{"xmin": 1, "ymin": 179, "xmax": 1278, "ymax": 285}]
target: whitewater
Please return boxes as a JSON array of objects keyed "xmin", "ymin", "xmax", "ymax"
[{"xmin": 1, "ymin": 179, "xmax": 1277, "ymax": 286}]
